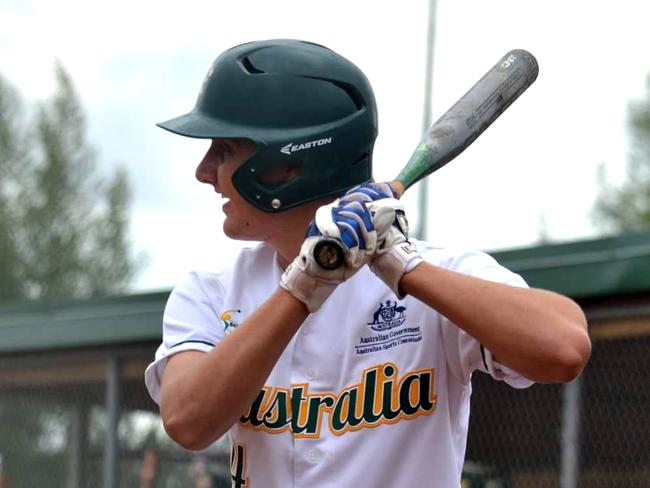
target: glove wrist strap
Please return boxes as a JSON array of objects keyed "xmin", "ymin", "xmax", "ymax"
[{"xmin": 371, "ymin": 241, "xmax": 423, "ymax": 299}]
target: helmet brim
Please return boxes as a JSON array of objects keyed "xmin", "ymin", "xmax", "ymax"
[{"xmin": 157, "ymin": 111, "xmax": 247, "ymax": 140}]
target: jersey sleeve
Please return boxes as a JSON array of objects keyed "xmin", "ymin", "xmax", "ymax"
[
  {"xmin": 144, "ymin": 271, "xmax": 226, "ymax": 404},
  {"xmin": 424, "ymin": 246, "xmax": 534, "ymax": 389}
]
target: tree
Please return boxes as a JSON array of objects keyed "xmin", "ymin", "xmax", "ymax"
[
  {"xmin": 3, "ymin": 62, "xmax": 139, "ymax": 302},
  {"xmin": 593, "ymin": 74, "xmax": 650, "ymax": 232},
  {"xmin": 0, "ymin": 74, "xmax": 30, "ymax": 302},
  {"xmin": 0, "ymin": 64, "xmax": 141, "ymax": 486}
]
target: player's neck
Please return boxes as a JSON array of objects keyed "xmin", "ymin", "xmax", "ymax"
[
  {"xmin": 263, "ymin": 198, "xmax": 333, "ymax": 270},
  {"xmin": 267, "ymin": 232, "xmax": 303, "ymax": 270}
]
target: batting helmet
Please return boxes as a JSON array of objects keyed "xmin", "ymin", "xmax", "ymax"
[{"xmin": 157, "ymin": 39, "xmax": 378, "ymax": 212}]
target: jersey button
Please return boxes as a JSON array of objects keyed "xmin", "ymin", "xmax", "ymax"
[
  {"xmin": 306, "ymin": 369, "xmax": 316, "ymax": 380},
  {"xmin": 308, "ymin": 449, "xmax": 319, "ymax": 463}
]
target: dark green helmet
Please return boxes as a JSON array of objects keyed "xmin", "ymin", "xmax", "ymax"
[{"xmin": 157, "ymin": 39, "xmax": 377, "ymax": 212}]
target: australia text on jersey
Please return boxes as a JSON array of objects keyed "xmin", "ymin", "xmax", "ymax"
[{"xmin": 239, "ymin": 362, "xmax": 437, "ymax": 438}]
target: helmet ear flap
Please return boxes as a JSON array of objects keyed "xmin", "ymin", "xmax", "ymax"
[{"xmin": 255, "ymin": 161, "xmax": 303, "ymax": 190}]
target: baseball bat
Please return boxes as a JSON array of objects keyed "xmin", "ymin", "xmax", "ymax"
[{"xmin": 313, "ymin": 49, "xmax": 539, "ymax": 270}]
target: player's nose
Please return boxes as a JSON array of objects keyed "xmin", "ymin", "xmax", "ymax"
[{"xmin": 195, "ymin": 153, "xmax": 221, "ymax": 192}]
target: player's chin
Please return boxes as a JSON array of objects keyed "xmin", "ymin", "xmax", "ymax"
[{"xmin": 222, "ymin": 218, "xmax": 257, "ymax": 241}]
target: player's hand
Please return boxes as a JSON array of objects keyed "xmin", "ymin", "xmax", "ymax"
[
  {"xmin": 337, "ymin": 182, "xmax": 397, "ymax": 206},
  {"xmin": 367, "ymin": 202, "xmax": 424, "ymax": 299},
  {"xmin": 317, "ymin": 181, "xmax": 405, "ymax": 270},
  {"xmin": 280, "ymin": 186, "xmax": 393, "ymax": 312},
  {"xmin": 337, "ymin": 182, "xmax": 402, "ymax": 241},
  {"xmin": 281, "ymin": 198, "xmax": 377, "ymax": 312}
]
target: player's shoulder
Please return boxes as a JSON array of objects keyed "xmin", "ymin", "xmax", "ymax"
[
  {"xmin": 413, "ymin": 238, "xmax": 493, "ymax": 268},
  {"xmin": 172, "ymin": 243, "xmax": 275, "ymax": 298},
  {"xmin": 413, "ymin": 238, "xmax": 525, "ymax": 286},
  {"xmin": 236, "ymin": 242, "xmax": 277, "ymax": 268}
]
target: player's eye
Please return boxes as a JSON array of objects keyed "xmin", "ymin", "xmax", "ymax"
[
  {"xmin": 212, "ymin": 141, "xmax": 233, "ymax": 162},
  {"xmin": 218, "ymin": 142, "xmax": 232, "ymax": 156}
]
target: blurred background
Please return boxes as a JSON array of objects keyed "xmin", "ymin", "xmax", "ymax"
[{"xmin": 1, "ymin": 0, "xmax": 649, "ymax": 486}]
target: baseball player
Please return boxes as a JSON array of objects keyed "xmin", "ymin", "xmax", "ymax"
[{"xmin": 145, "ymin": 39, "xmax": 590, "ymax": 487}]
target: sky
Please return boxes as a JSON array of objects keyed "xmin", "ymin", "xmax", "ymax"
[{"xmin": 0, "ymin": 0, "xmax": 648, "ymax": 292}]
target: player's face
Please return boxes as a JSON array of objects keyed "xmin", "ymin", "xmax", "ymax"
[{"xmin": 195, "ymin": 139, "xmax": 302, "ymax": 242}]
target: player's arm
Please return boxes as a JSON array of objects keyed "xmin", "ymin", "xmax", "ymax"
[
  {"xmin": 359, "ymin": 184, "xmax": 590, "ymax": 383},
  {"xmin": 399, "ymin": 263, "xmax": 590, "ymax": 383},
  {"xmin": 160, "ymin": 288, "xmax": 308, "ymax": 451},
  {"xmin": 160, "ymin": 190, "xmax": 391, "ymax": 450}
]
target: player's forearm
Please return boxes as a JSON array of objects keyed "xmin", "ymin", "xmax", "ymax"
[
  {"xmin": 400, "ymin": 262, "xmax": 591, "ymax": 383},
  {"xmin": 160, "ymin": 288, "xmax": 308, "ymax": 450}
]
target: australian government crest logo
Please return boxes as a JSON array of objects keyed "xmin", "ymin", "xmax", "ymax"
[
  {"xmin": 368, "ymin": 300, "xmax": 406, "ymax": 331},
  {"xmin": 356, "ymin": 301, "xmax": 423, "ymax": 355}
]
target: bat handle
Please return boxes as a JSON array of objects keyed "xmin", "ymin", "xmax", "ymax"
[{"xmin": 313, "ymin": 237, "xmax": 346, "ymax": 269}]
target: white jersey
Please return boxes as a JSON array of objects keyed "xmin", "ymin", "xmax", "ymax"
[{"xmin": 145, "ymin": 240, "xmax": 532, "ymax": 487}]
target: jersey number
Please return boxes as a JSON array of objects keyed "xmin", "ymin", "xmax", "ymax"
[{"xmin": 230, "ymin": 442, "xmax": 248, "ymax": 488}]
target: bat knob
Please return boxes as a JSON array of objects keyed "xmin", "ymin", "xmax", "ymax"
[{"xmin": 313, "ymin": 238, "xmax": 345, "ymax": 270}]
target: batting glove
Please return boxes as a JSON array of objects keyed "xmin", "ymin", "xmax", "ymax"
[
  {"xmin": 367, "ymin": 200, "xmax": 424, "ymax": 299},
  {"xmin": 338, "ymin": 182, "xmax": 402, "ymax": 240},
  {"xmin": 338, "ymin": 182, "xmax": 397, "ymax": 206},
  {"xmin": 281, "ymin": 199, "xmax": 378, "ymax": 312}
]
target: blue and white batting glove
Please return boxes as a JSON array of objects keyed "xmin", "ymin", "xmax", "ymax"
[
  {"xmin": 339, "ymin": 182, "xmax": 423, "ymax": 298},
  {"xmin": 366, "ymin": 200, "xmax": 423, "ymax": 299},
  {"xmin": 322, "ymin": 181, "xmax": 404, "ymax": 267},
  {"xmin": 280, "ymin": 186, "xmax": 395, "ymax": 312},
  {"xmin": 281, "ymin": 199, "xmax": 377, "ymax": 312},
  {"xmin": 338, "ymin": 182, "xmax": 402, "ymax": 242},
  {"xmin": 338, "ymin": 182, "xmax": 397, "ymax": 206}
]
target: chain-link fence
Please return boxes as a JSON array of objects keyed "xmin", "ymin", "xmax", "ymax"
[
  {"xmin": 466, "ymin": 370, "xmax": 564, "ymax": 486},
  {"xmin": 0, "ymin": 349, "xmax": 231, "ymax": 488},
  {"xmin": 579, "ymin": 334, "xmax": 650, "ymax": 487},
  {"xmin": 466, "ymin": 331, "xmax": 650, "ymax": 487},
  {"xmin": 0, "ymin": 328, "xmax": 648, "ymax": 487}
]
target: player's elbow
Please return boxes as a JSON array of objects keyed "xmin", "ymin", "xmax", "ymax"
[
  {"xmin": 162, "ymin": 408, "xmax": 227, "ymax": 451},
  {"xmin": 545, "ymin": 299, "xmax": 591, "ymax": 383},
  {"xmin": 554, "ymin": 326, "xmax": 592, "ymax": 383},
  {"xmin": 162, "ymin": 413, "xmax": 202, "ymax": 451}
]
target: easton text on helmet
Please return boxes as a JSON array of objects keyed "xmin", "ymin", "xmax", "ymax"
[{"xmin": 281, "ymin": 137, "xmax": 333, "ymax": 155}]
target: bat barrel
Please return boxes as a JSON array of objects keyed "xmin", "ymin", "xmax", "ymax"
[
  {"xmin": 396, "ymin": 49, "xmax": 538, "ymax": 191},
  {"xmin": 314, "ymin": 50, "xmax": 538, "ymax": 271}
]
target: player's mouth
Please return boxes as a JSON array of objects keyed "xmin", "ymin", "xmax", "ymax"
[{"xmin": 222, "ymin": 199, "xmax": 232, "ymax": 214}]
